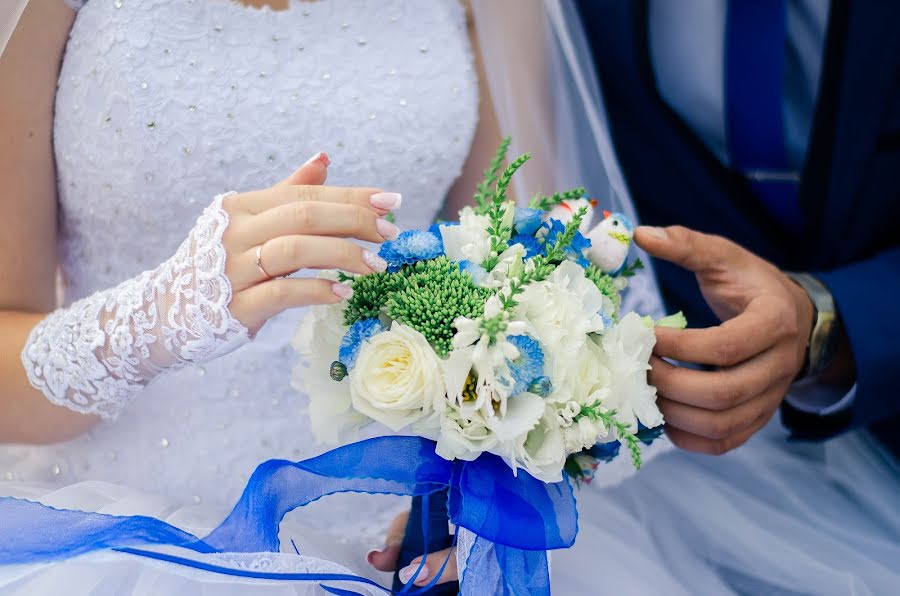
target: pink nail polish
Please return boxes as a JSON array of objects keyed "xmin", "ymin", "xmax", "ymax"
[
  {"xmin": 399, "ymin": 562, "xmax": 430, "ymax": 585},
  {"xmin": 376, "ymin": 218, "xmax": 400, "ymax": 240},
  {"xmin": 303, "ymin": 151, "xmax": 331, "ymax": 168},
  {"xmin": 331, "ymin": 283, "xmax": 354, "ymax": 299},
  {"xmin": 363, "ymin": 250, "xmax": 388, "ymax": 273},
  {"xmin": 370, "ymin": 192, "xmax": 402, "ymax": 210}
]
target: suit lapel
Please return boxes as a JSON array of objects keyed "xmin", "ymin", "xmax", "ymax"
[{"xmin": 802, "ymin": 0, "xmax": 900, "ymax": 267}]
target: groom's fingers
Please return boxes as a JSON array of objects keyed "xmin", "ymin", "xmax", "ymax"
[
  {"xmin": 398, "ymin": 547, "xmax": 458, "ymax": 587},
  {"xmin": 634, "ymin": 225, "xmax": 745, "ymax": 274},
  {"xmin": 653, "ymin": 306, "xmax": 779, "ymax": 366},
  {"xmin": 657, "ymin": 385, "xmax": 783, "ymax": 441},
  {"xmin": 648, "ymin": 350, "xmax": 791, "ymax": 411},
  {"xmin": 665, "ymin": 405, "xmax": 776, "ymax": 455}
]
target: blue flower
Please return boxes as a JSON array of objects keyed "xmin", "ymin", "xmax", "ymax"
[
  {"xmin": 379, "ymin": 230, "xmax": 444, "ymax": 272},
  {"xmin": 338, "ymin": 318, "xmax": 385, "ymax": 369},
  {"xmin": 588, "ymin": 441, "xmax": 621, "ymax": 463},
  {"xmin": 509, "ymin": 233, "xmax": 542, "ymax": 259},
  {"xmin": 597, "ymin": 310, "xmax": 613, "ymax": 331},
  {"xmin": 636, "ymin": 423, "xmax": 665, "ymax": 446},
  {"xmin": 458, "ymin": 260, "xmax": 488, "ymax": 286},
  {"xmin": 541, "ymin": 219, "xmax": 592, "ymax": 266},
  {"xmin": 506, "ymin": 334, "xmax": 545, "ymax": 396},
  {"xmin": 513, "ymin": 208, "xmax": 544, "ymax": 236}
]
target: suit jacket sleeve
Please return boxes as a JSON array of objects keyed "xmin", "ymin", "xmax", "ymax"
[{"xmin": 811, "ymin": 246, "xmax": 900, "ymax": 430}]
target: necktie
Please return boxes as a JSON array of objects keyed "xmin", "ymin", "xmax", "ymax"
[{"xmin": 725, "ymin": 0, "xmax": 804, "ymax": 232}]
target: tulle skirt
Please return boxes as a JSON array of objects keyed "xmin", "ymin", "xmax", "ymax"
[
  {"xmin": 553, "ymin": 415, "xmax": 900, "ymax": 595},
  {"xmin": 2, "ymin": 416, "xmax": 898, "ymax": 595},
  {"xmin": 0, "ymin": 481, "xmax": 395, "ymax": 595}
]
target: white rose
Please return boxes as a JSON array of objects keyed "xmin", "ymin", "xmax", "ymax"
[
  {"xmin": 439, "ymin": 207, "xmax": 492, "ymax": 264},
  {"xmin": 349, "ymin": 322, "xmax": 444, "ymax": 431},
  {"xmin": 601, "ymin": 312, "xmax": 663, "ymax": 431},
  {"xmin": 292, "ymin": 302, "xmax": 365, "ymax": 444}
]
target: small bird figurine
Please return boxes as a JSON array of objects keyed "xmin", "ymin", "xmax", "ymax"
[
  {"xmin": 545, "ymin": 198, "xmax": 596, "ymax": 235},
  {"xmin": 586, "ymin": 210, "xmax": 634, "ymax": 275}
]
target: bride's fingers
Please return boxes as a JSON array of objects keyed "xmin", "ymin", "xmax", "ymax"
[
  {"xmin": 275, "ymin": 152, "xmax": 330, "ymax": 188},
  {"xmin": 229, "ymin": 278, "xmax": 352, "ymax": 332},
  {"xmin": 367, "ymin": 510, "xmax": 410, "ymax": 572},
  {"xmin": 242, "ymin": 202, "xmax": 399, "ymax": 248},
  {"xmin": 398, "ymin": 547, "xmax": 458, "ymax": 587},
  {"xmin": 230, "ymin": 236, "xmax": 387, "ymax": 288},
  {"xmin": 234, "ymin": 185, "xmax": 396, "ymax": 217}
]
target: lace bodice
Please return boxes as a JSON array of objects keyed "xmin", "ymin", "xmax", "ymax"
[{"xmin": 5, "ymin": 0, "xmax": 477, "ymax": 531}]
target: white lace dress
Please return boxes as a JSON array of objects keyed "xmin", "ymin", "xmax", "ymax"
[{"xmin": 0, "ymin": 0, "xmax": 477, "ymax": 593}]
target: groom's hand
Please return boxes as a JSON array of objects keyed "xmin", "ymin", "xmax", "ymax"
[{"xmin": 635, "ymin": 226, "xmax": 815, "ymax": 455}]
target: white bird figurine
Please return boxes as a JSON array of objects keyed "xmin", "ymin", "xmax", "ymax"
[
  {"xmin": 586, "ymin": 210, "xmax": 635, "ymax": 275},
  {"xmin": 545, "ymin": 198, "xmax": 596, "ymax": 235}
]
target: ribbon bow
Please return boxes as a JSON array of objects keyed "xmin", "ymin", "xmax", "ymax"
[{"xmin": 0, "ymin": 436, "xmax": 577, "ymax": 595}]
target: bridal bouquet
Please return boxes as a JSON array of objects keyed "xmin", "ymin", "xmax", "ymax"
[{"xmin": 294, "ymin": 138, "xmax": 682, "ymax": 486}]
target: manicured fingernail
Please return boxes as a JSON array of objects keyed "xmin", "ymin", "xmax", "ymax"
[
  {"xmin": 363, "ymin": 250, "xmax": 388, "ymax": 273},
  {"xmin": 303, "ymin": 151, "xmax": 330, "ymax": 168},
  {"xmin": 365, "ymin": 546, "xmax": 383, "ymax": 566},
  {"xmin": 399, "ymin": 562, "xmax": 429, "ymax": 585},
  {"xmin": 370, "ymin": 192, "xmax": 402, "ymax": 210},
  {"xmin": 640, "ymin": 226, "xmax": 667, "ymax": 239},
  {"xmin": 331, "ymin": 283, "xmax": 354, "ymax": 299},
  {"xmin": 376, "ymin": 218, "xmax": 400, "ymax": 240}
]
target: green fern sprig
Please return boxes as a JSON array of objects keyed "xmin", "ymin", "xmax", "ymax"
[
  {"xmin": 473, "ymin": 136, "xmax": 512, "ymax": 213},
  {"xmin": 528, "ymin": 187, "xmax": 587, "ymax": 211},
  {"xmin": 583, "ymin": 264, "xmax": 621, "ymax": 309},
  {"xmin": 481, "ymin": 153, "xmax": 531, "ymax": 271},
  {"xmin": 575, "ymin": 401, "xmax": 643, "ymax": 470},
  {"xmin": 617, "ymin": 257, "xmax": 645, "ymax": 278}
]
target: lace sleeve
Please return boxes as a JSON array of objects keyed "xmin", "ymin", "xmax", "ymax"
[{"xmin": 21, "ymin": 194, "xmax": 250, "ymax": 419}]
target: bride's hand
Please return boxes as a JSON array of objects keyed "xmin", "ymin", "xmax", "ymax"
[
  {"xmin": 223, "ymin": 152, "xmax": 402, "ymax": 333},
  {"xmin": 367, "ymin": 511, "xmax": 459, "ymax": 586}
]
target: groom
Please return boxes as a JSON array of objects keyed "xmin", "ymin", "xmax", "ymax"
[{"xmin": 387, "ymin": 0, "xmax": 900, "ymax": 590}]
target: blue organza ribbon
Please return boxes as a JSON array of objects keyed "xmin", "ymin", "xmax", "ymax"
[{"xmin": 0, "ymin": 436, "xmax": 576, "ymax": 595}]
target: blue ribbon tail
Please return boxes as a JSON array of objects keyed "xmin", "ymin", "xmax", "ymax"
[{"xmin": 0, "ymin": 436, "xmax": 577, "ymax": 595}]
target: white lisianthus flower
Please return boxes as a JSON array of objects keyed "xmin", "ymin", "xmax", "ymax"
[
  {"xmin": 496, "ymin": 408, "xmax": 567, "ymax": 483},
  {"xmin": 432, "ymin": 405, "xmax": 499, "ymax": 462},
  {"xmin": 515, "ymin": 261, "xmax": 606, "ymax": 392},
  {"xmin": 439, "ymin": 207, "xmax": 492, "ymax": 265},
  {"xmin": 292, "ymin": 302, "xmax": 365, "ymax": 444},
  {"xmin": 481, "ymin": 243, "xmax": 526, "ymax": 289},
  {"xmin": 349, "ymin": 322, "xmax": 444, "ymax": 431},
  {"xmin": 601, "ymin": 312, "xmax": 664, "ymax": 431}
]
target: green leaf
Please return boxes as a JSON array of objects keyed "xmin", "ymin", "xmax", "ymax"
[{"xmin": 655, "ymin": 311, "xmax": 688, "ymax": 329}]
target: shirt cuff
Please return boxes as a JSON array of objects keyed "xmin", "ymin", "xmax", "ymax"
[{"xmin": 786, "ymin": 381, "xmax": 857, "ymax": 416}]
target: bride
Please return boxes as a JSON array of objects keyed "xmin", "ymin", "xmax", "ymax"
[{"xmin": 2, "ymin": 1, "xmax": 900, "ymax": 595}]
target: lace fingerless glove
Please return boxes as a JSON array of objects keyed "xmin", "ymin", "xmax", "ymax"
[{"xmin": 21, "ymin": 193, "xmax": 249, "ymax": 419}]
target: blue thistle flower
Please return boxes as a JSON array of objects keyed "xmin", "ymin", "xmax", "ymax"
[
  {"xmin": 588, "ymin": 441, "xmax": 621, "ymax": 463},
  {"xmin": 542, "ymin": 219, "xmax": 592, "ymax": 266},
  {"xmin": 379, "ymin": 230, "xmax": 444, "ymax": 272},
  {"xmin": 338, "ymin": 318, "xmax": 385, "ymax": 369},
  {"xmin": 458, "ymin": 260, "xmax": 488, "ymax": 286},
  {"xmin": 527, "ymin": 376, "xmax": 553, "ymax": 397},
  {"xmin": 506, "ymin": 334, "xmax": 545, "ymax": 396},
  {"xmin": 509, "ymin": 233, "xmax": 542, "ymax": 259},
  {"xmin": 513, "ymin": 208, "xmax": 544, "ymax": 236},
  {"xmin": 636, "ymin": 423, "xmax": 665, "ymax": 446}
]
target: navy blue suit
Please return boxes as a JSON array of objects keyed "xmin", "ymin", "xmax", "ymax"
[{"xmin": 574, "ymin": 0, "xmax": 900, "ymax": 455}]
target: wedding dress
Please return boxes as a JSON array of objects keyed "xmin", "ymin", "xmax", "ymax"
[
  {"xmin": 4, "ymin": 1, "xmax": 900, "ymax": 595},
  {"xmin": 0, "ymin": 0, "xmax": 478, "ymax": 593}
]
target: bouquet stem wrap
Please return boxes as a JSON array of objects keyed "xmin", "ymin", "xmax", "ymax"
[{"xmin": 0, "ymin": 436, "xmax": 576, "ymax": 595}]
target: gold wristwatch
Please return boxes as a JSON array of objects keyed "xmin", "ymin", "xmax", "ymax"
[{"xmin": 785, "ymin": 272, "xmax": 840, "ymax": 380}]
